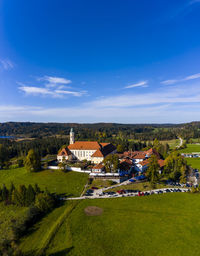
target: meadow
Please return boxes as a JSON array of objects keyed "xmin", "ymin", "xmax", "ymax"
[
  {"xmin": 0, "ymin": 167, "xmax": 88, "ymax": 196},
  {"xmin": 18, "ymin": 193, "xmax": 200, "ymax": 256},
  {"xmin": 186, "ymin": 158, "xmax": 200, "ymax": 169},
  {"xmin": 179, "ymin": 144, "xmax": 200, "ymax": 153}
]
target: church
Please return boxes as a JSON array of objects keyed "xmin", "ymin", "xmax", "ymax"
[{"xmin": 57, "ymin": 128, "xmax": 117, "ymax": 164}]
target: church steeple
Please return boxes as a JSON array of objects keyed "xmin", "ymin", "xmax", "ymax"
[{"xmin": 70, "ymin": 128, "xmax": 75, "ymax": 144}]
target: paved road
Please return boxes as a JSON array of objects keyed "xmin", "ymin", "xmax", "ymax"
[
  {"xmin": 63, "ymin": 187, "xmax": 190, "ymax": 201},
  {"xmin": 177, "ymin": 137, "xmax": 183, "ymax": 148}
]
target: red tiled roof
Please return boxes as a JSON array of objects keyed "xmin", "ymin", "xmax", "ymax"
[
  {"xmin": 58, "ymin": 147, "xmax": 72, "ymax": 156},
  {"xmin": 92, "ymin": 143, "xmax": 116, "ymax": 158},
  {"xmin": 120, "ymin": 158, "xmax": 132, "ymax": 165},
  {"xmin": 140, "ymin": 159, "xmax": 149, "ymax": 166},
  {"xmin": 133, "ymin": 152, "xmax": 146, "ymax": 160},
  {"xmin": 92, "ymin": 149, "xmax": 104, "ymax": 157},
  {"xmin": 68, "ymin": 141, "xmax": 101, "ymax": 150},
  {"xmin": 145, "ymin": 148, "xmax": 160, "ymax": 159},
  {"xmin": 100, "ymin": 143, "xmax": 109, "ymax": 147},
  {"xmin": 158, "ymin": 159, "xmax": 165, "ymax": 168},
  {"xmin": 92, "ymin": 163, "xmax": 104, "ymax": 169}
]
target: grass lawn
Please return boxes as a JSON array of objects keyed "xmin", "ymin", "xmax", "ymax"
[
  {"xmin": 0, "ymin": 167, "xmax": 88, "ymax": 196},
  {"xmin": 160, "ymin": 139, "xmax": 180, "ymax": 149},
  {"xmin": 45, "ymin": 193, "xmax": 200, "ymax": 256},
  {"xmin": 89, "ymin": 179, "xmax": 116, "ymax": 189},
  {"xmin": 106, "ymin": 181, "xmax": 173, "ymax": 192},
  {"xmin": 0, "ymin": 202, "xmax": 28, "ymax": 243},
  {"xmin": 186, "ymin": 158, "xmax": 200, "ymax": 170},
  {"xmin": 17, "ymin": 193, "xmax": 200, "ymax": 256},
  {"xmin": 179, "ymin": 144, "xmax": 200, "ymax": 153},
  {"xmin": 19, "ymin": 201, "xmax": 77, "ymax": 256}
]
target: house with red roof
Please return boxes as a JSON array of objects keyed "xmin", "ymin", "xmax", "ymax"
[{"xmin": 57, "ymin": 128, "xmax": 116, "ymax": 164}]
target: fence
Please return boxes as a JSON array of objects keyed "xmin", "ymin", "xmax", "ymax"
[{"xmin": 47, "ymin": 165, "xmax": 91, "ymax": 173}]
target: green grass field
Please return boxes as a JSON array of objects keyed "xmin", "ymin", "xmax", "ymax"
[
  {"xmin": 18, "ymin": 193, "xmax": 200, "ymax": 256},
  {"xmin": 179, "ymin": 144, "xmax": 200, "ymax": 153},
  {"xmin": 0, "ymin": 167, "xmax": 88, "ymax": 196},
  {"xmin": 160, "ymin": 139, "xmax": 180, "ymax": 149},
  {"xmin": 186, "ymin": 158, "xmax": 200, "ymax": 170}
]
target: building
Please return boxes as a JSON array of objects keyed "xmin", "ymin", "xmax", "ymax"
[{"xmin": 57, "ymin": 128, "xmax": 117, "ymax": 164}]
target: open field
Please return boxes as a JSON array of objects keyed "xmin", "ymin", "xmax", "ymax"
[
  {"xmin": 179, "ymin": 144, "xmax": 200, "ymax": 153},
  {"xmin": 18, "ymin": 193, "xmax": 200, "ymax": 256},
  {"xmin": 160, "ymin": 139, "xmax": 180, "ymax": 149},
  {"xmin": 19, "ymin": 201, "xmax": 77, "ymax": 256},
  {"xmin": 186, "ymin": 158, "xmax": 200, "ymax": 170},
  {"xmin": 0, "ymin": 167, "xmax": 88, "ymax": 196}
]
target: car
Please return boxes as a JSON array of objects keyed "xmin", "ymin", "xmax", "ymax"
[
  {"xmin": 91, "ymin": 187, "xmax": 98, "ymax": 190},
  {"xmin": 86, "ymin": 189, "xmax": 93, "ymax": 193}
]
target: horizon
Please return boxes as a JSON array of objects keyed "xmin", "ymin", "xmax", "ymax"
[{"xmin": 1, "ymin": 0, "xmax": 200, "ymax": 123}]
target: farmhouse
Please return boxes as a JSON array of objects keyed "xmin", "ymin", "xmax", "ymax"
[{"xmin": 57, "ymin": 129, "xmax": 116, "ymax": 164}]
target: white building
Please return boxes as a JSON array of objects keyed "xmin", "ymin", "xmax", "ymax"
[{"xmin": 57, "ymin": 128, "xmax": 116, "ymax": 164}]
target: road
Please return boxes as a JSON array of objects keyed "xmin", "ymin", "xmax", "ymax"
[{"xmin": 177, "ymin": 137, "xmax": 183, "ymax": 148}]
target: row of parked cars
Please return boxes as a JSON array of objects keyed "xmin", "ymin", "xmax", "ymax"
[{"xmin": 85, "ymin": 187, "xmax": 188, "ymax": 197}]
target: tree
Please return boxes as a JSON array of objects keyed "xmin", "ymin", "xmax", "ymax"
[
  {"xmin": 25, "ymin": 185, "xmax": 36, "ymax": 206},
  {"xmin": 35, "ymin": 193, "xmax": 55, "ymax": 213},
  {"xmin": 180, "ymin": 165, "xmax": 189, "ymax": 184},
  {"xmin": 0, "ymin": 144, "xmax": 9, "ymax": 168},
  {"xmin": 103, "ymin": 154, "xmax": 119, "ymax": 173},
  {"xmin": 2, "ymin": 184, "xmax": 9, "ymax": 202},
  {"xmin": 146, "ymin": 155, "xmax": 160, "ymax": 184},
  {"xmin": 117, "ymin": 145, "xmax": 124, "ymax": 153},
  {"xmin": 24, "ymin": 149, "xmax": 41, "ymax": 172},
  {"xmin": 164, "ymin": 151, "xmax": 188, "ymax": 181}
]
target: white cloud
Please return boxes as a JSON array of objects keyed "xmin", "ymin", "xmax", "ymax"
[
  {"xmin": 0, "ymin": 59, "xmax": 14, "ymax": 70},
  {"xmin": 18, "ymin": 76, "xmax": 86, "ymax": 98},
  {"xmin": 161, "ymin": 72, "xmax": 200, "ymax": 85},
  {"xmin": 19, "ymin": 86, "xmax": 53, "ymax": 96},
  {"xmin": 40, "ymin": 76, "xmax": 72, "ymax": 85},
  {"xmin": 55, "ymin": 90, "xmax": 86, "ymax": 97},
  {"xmin": 161, "ymin": 79, "xmax": 178, "ymax": 85},
  {"xmin": 184, "ymin": 73, "xmax": 200, "ymax": 80},
  {"xmin": 125, "ymin": 80, "xmax": 148, "ymax": 89}
]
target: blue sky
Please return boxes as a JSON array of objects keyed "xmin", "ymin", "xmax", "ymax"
[{"xmin": 0, "ymin": 0, "xmax": 200, "ymax": 123}]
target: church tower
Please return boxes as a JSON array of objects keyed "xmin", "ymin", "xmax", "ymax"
[{"xmin": 70, "ymin": 128, "xmax": 75, "ymax": 145}]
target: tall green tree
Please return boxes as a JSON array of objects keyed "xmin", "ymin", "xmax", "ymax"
[
  {"xmin": 24, "ymin": 149, "xmax": 41, "ymax": 172},
  {"xmin": 103, "ymin": 154, "xmax": 119, "ymax": 173},
  {"xmin": 164, "ymin": 151, "xmax": 188, "ymax": 181},
  {"xmin": 25, "ymin": 185, "xmax": 36, "ymax": 206},
  {"xmin": 146, "ymin": 155, "xmax": 160, "ymax": 184},
  {"xmin": 0, "ymin": 144, "xmax": 9, "ymax": 168}
]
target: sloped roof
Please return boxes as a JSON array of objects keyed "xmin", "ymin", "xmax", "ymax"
[
  {"xmin": 100, "ymin": 143, "xmax": 109, "ymax": 147},
  {"xmin": 139, "ymin": 159, "xmax": 149, "ymax": 166},
  {"xmin": 158, "ymin": 159, "xmax": 165, "ymax": 168},
  {"xmin": 120, "ymin": 158, "xmax": 133, "ymax": 165},
  {"xmin": 68, "ymin": 141, "xmax": 101, "ymax": 150},
  {"xmin": 92, "ymin": 143, "xmax": 116, "ymax": 158},
  {"xmin": 145, "ymin": 148, "xmax": 160, "ymax": 159},
  {"xmin": 58, "ymin": 147, "xmax": 72, "ymax": 156},
  {"xmin": 133, "ymin": 152, "xmax": 146, "ymax": 160},
  {"xmin": 92, "ymin": 163, "xmax": 105, "ymax": 169},
  {"xmin": 92, "ymin": 149, "xmax": 104, "ymax": 157}
]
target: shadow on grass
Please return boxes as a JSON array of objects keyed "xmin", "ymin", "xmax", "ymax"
[
  {"xmin": 50, "ymin": 246, "xmax": 74, "ymax": 256},
  {"xmin": 25, "ymin": 246, "xmax": 74, "ymax": 256}
]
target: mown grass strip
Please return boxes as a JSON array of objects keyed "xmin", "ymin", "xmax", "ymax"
[{"xmin": 36, "ymin": 201, "xmax": 79, "ymax": 256}]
